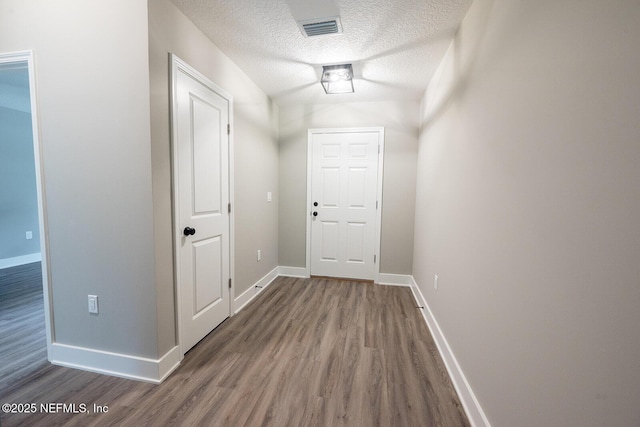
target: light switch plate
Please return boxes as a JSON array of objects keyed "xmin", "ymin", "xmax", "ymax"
[{"xmin": 88, "ymin": 295, "xmax": 99, "ymax": 314}]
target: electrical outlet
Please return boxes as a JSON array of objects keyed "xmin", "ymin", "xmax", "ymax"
[
  {"xmin": 88, "ymin": 295, "xmax": 99, "ymax": 314},
  {"xmin": 26, "ymin": 231, "xmax": 33, "ymax": 240},
  {"xmin": 434, "ymin": 275, "xmax": 438, "ymax": 290},
  {"xmin": 257, "ymin": 249, "xmax": 261, "ymax": 261}
]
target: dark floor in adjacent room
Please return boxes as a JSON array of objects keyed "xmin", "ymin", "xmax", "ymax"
[{"xmin": 0, "ymin": 262, "xmax": 47, "ymax": 393}]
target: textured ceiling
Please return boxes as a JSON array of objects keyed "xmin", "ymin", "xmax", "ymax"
[{"xmin": 170, "ymin": 0, "xmax": 473, "ymax": 105}]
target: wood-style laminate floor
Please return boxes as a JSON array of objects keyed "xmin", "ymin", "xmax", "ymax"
[{"xmin": 0, "ymin": 275, "xmax": 470, "ymax": 427}]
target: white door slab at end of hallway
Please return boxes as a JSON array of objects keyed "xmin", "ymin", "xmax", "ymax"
[{"xmin": 307, "ymin": 127, "xmax": 384, "ymax": 281}]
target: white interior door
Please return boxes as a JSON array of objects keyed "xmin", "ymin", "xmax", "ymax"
[
  {"xmin": 173, "ymin": 57, "xmax": 231, "ymax": 354},
  {"xmin": 309, "ymin": 129, "xmax": 383, "ymax": 280}
]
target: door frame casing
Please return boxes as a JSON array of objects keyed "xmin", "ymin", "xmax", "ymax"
[
  {"xmin": 0, "ymin": 51, "xmax": 53, "ymax": 356},
  {"xmin": 305, "ymin": 127, "xmax": 385, "ymax": 282},
  {"xmin": 169, "ymin": 54, "xmax": 234, "ymax": 358}
]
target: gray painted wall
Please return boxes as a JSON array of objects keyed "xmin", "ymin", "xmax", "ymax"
[
  {"xmin": 414, "ymin": 0, "xmax": 640, "ymax": 425},
  {"xmin": 1, "ymin": 0, "xmax": 279, "ymax": 362},
  {"xmin": 279, "ymin": 101, "xmax": 418, "ymax": 274},
  {"xmin": 0, "ymin": 0, "xmax": 159, "ymax": 358},
  {"xmin": 148, "ymin": 0, "xmax": 280, "ymax": 354},
  {"xmin": 0, "ymin": 103, "xmax": 40, "ymax": 260}
]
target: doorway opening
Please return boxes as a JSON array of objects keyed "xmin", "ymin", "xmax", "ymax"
[{"xmin": 0, "ymin": 51, "xmax": 52, "ymax": 390}]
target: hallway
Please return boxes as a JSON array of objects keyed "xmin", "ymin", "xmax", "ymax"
[{"xmin": 0, "ymin": 277, "xmax": 469, "ymax": 426}]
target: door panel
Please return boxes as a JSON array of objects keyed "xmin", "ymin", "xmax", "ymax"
[
  {"xmin": 310, "ymin": 130, "xmax": 381, "ymax": 279},
  {"xmin": 320, "ymin": 221, "xmax": 339, "ymax": 261},
  {"xmin": 347, "ymin": 168, "xmax": 367, "ymax": 208},
  {"xmin": 349, "ymin": 143, "xmax": 368, "ymax": 158},
  {"xmin": 321, "ymin": 167, "xmax": 340, "ymax": 207},
  {"xmin": 193, "ymin": 237, "xmax": 222, "ymax": 313},
  {"xmin": 174, "ymin": 62, "xmax": 230, "ymax": 354},
  {"xmin": 322, "ymin": 143, "xmax": 341, "ymax": 158},
  {"xmin": 192, "ymin": 97, "xmax": 221, "ymax": 214},
  {"xmin": 346, "ymin": 222, "xmax": 366, "ymax": 263}
]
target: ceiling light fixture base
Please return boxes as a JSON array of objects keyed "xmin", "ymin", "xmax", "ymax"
[{"xmin": 321, "ymin": 64, "xmax": 354, "ymax": 94}]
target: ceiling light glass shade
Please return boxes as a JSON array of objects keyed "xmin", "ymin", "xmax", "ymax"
[{"xmin": 321, "ymin": 64, "xmax": 354, "ymax": 94}]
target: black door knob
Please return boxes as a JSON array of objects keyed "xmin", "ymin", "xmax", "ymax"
[
  {"xmin": 313, "ymin": 202, "xmax": 318, "ymax": 206},
  {"xmin": 183, "ymin": 227, "xmax": 196, "ymax": 236},
  {"xmin": 313, "ymin": 212, "xmax": 318, "ymax": 217}
]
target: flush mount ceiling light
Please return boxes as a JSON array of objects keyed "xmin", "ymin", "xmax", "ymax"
[{"xmin": 321, "ymin": 64, "xmax": 354, "ymax": 94}]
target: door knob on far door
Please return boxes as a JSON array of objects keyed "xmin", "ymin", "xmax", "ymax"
[
  {"xmin": 183, "ymin": 226, "xmax": 196, "ymax": 236},
  {"xmin": 312, "ymin": 212, "xmax": 318, "ymax": 217},
  {"xmin": 313, "ymin": 202, "xmax": 318, "ymax": 206}
]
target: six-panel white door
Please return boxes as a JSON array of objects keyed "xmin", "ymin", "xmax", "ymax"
[
  {"xmin": 175, "ymin": 63, "xmax": 230, "ymax": 354},
  {"xmin": 310, "ymin": 130, "xmax": 381, "ymax": 280}
]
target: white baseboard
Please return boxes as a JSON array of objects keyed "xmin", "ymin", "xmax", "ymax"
[
  {"xmin": 408, "ymin": 276, "xmax": 491, "ymax": 427},
  {"xmin": 50, "ymin": 343, "xmax": 181, "ymax": 384},
  {"xmin": 0, "ymin": 252, "xmax": 41, "ymax": 269},
  {"xmin": 157, "ymin": 346, "xmax": 181, "ymax": 382},
  {"xmin": 277, "ymin": 267, "xmax": 412, "ymax": 286},
  {"xmin": 233, "ymin": 266, "xmax": 279, "ymax": 314},
  {"xmin": 277, "ymin": 266, "xmax": 308, "ymax": 278},
  {"xmin": 376, "ymin": 273, "xmax": 412, "ymax": 286}
]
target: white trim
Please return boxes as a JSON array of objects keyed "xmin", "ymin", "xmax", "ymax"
[
  {"xmin": 0, "ymin": 50, "xmax": 54, "ymax": 361},
  {"xmin": 304, "ymin": 131, "xmax": 313, "ymax": 279},
  {"xmin": 233, "ymin": 285, "xmax": 256, "ymax": 314},
  {"xmin": 50, "ymin": 344, "xmax": 181, "ymax": 384},
  {"xmin": 233, "ymin": 267, "xmax": 279, "ymax": 314},
  {"xmin": 169, "ymin": 54, "xmax": 234, "ymax": 358},
  {"xmin": 277, "ymin": 266, "xmax": 309, "ymax": 278},
  {"xmin": 376, "ymin": 273, "xmax": 412, "ymax": 287},
  {"xmin": 0, "ymin": 253, "xmax": 42, "ymax": 269},
  {"xmin": 227, "ymin": 79, "xmax": 236, "ymax": 321},
  {"xmin": 156, "ymin": 346, "xmax": 182, "ymax": 382},
  {"xmin": 408, "ymin": 276, "xmax": 491, "ymax": 427},
  {"xmin": 305, "ymin": 127, "xmax": 385, "ymax": 281},
  {"xmin": 372, "ymin": 128, "xmax": 385, "ymax": 283}
]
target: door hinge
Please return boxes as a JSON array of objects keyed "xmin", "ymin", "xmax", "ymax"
[
  {"xmin": 378, "ymin": 144, "xmax": 380, "ymax": 154},
  {"xmin": 374, "ymin": 254, "xmax": 377, "ymax": 263},
  {"xmin": 228, "ymin": 203, "xmax": 231, "ymax": 214},
  {"xmin": 229, "ymin": 278, "xmax": 232, "ymax": 289},
  {"xmin": 227, "ymin": 124, "xmax": 230, "ymax": 135},
  {"xmin": 376, "ymin": 201, "xmax": 378, "ymax": 210}
]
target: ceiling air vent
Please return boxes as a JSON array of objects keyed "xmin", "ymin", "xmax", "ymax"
[{"xmin": 297, "ymin": 16, "xmax": 343, "ymax": 37}]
